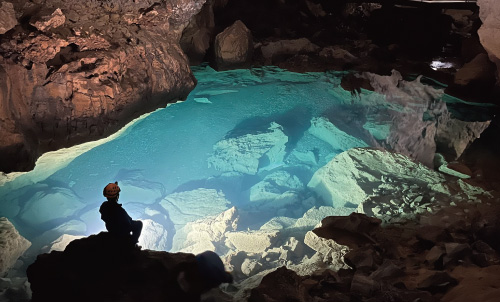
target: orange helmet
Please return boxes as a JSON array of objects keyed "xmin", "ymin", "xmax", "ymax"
[{"xmin": 103, "ymin": 182, "xmax": 121, "ymax": 198}]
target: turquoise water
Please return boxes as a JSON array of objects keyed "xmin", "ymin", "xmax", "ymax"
[{"xmin": 0, "ymin": 65, "xmax": 492, "ymax": 260}]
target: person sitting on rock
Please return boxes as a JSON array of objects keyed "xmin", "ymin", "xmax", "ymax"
[{"xmin": 99, "ymin": 182, "xmax": 143, "ymax": 247}]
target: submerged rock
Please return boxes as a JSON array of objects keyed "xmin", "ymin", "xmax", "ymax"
[
  {"xmin": 208, "ymin": 122, "xmax": 288, "ymax": 175},
  {"xmin": 308, "ymin": 117, "xmax": 369, "ymax": 152},
  {"xmin": 160, "ymin": 188, "xmax": 231, "ymax": 229},
  {"xmin": 18, "ymin": 187, "xmax": 85, "ymax": 227},
  {"xmin": 41, "ymin": 234, "xmax": 85, "ymax": 253}
]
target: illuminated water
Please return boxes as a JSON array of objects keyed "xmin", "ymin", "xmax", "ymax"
[{"xmin": 0, "ymin": 65, "xmax": 493, "ymax": 270}]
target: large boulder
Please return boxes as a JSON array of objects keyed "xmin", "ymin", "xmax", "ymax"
[
  {"xmin": 214, "ymin": 20, "xmax": 253, "ymax": 70},
  {"xmin": 208, "ymin": 122, "xmax": 288, "ymax": 175},
  {"xmin": 225, "ymin": 230, "xmax": 280, "ymax": 254},
  {"xmin": 435, "ymin": 113, "xmax": 491, "ymax": 160},
  {"xmin": 248, "ymin": 170, "xmax": 303, "ymax": 203},
  {"xmin": 0, "ymin": 217, "xmax": 31, "ymax": 276},
  {"xmin": 41, "ymin": 234, "xmax": 85, "ymax": 252},
  {"xmin": 308, "ymin": 117, "xmax": 369, "ymax": 151},
  {"xmin": 160, "ymin": 188, "xmax": 231, "ymax": 230},
  {"xmin": 27, "ymin": 232, "xmax": 232, "ymax": 302},
  {"xmin": 307, "ymin": 148, "xmax": 446, "ymax": 208},
  {"xmin": 138, "ymin": 219, "xmax": 169, "ymax": 251},
  {"xmin": 172, "ymin": 207, "xmax": 239, "ymax": 254},
  {"xmin": 0, "ymin": 0, "xmax": 205, "ymax": 172}
]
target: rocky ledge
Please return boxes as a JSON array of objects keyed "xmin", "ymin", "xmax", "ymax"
[
  {"xmin": 27, "ymin": 232, "xmax": 233, "ymax": 302},
  {"xmin": 0, "ymin": 0, "xmax": 205, "ymax": 172},
  {"xmin": 248, "ymin": 206, "xmax": 500, "ymax": 302}
]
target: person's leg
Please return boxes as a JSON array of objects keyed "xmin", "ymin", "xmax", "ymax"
[{"xmin": 130, "ymin": 220, "xmax": 143, "ymax": 244}]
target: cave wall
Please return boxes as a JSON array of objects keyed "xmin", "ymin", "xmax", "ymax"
[
  {"xmin": 478, "ymin": 0, "xmax": 500, "ymax": 84},
  {"xmin": 0, "ymin": 0, "xmax": 206, "ymax": 173}
]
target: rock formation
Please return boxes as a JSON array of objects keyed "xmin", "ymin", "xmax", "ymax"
[
  {"xmin": 213, "ymin": 20, "xmax": 253, "ymax": 70},
  {"xmin": 27, "ymin": 232, "xmax": 232, "ymax": 302},
  {"xmin": 248, "ymin": 205, "xmax": 500, "ymax": 302},
  {"xmin": 0, "ymin": 217, "xmax": 31, "ymax": 276},
  {"xmin": 477, "ymin": 0, "xmax": 500, "ymax": 83},
  {"xmin": 0, "ymin": 0, "xmax": 205, "ymax": 172}
]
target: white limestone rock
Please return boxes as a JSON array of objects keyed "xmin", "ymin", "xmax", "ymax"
[
  {"xmin": 29, "ymin": 220, "xmax": 87, "ymax": 255},
  {"xmin": 18, "ymin": 186, "xmax": 85, "ymax": 227},
  {"xmin": 160, "ymin": 188, "xmax": 231, "ymax": 230},
  {"xmin": 436, "ymin": 113, "xmax": 491, "ymax": 160},
  {"xmin": 225, "ymin": 230, "xmax": 280, "ymax": 254},
  {"xmin": 41, "ymin": 234, "xmax": 84, "ymax": 252},
  {"xmin": 248, "ymin": 191, "xmax": 303, "ymax": 217},
  {"xmin": 308, "ymin": 117, "xmax": 368, "ymax": 152},
  {"xmin": 241, "ymin": 258, "xmax": 262, "ymax": 276},
  {"xmin": 287, "ymin": 131, "xmax": 335, "ymax": 168},
  {"xmin": 260, "ymin": 217, "xmax": 297, "ymax": 230},
  {"xmin": 287, "ymin": 252, "xmax": 336, "ymax": 276},
  {"xmin": 304, "ymin": 230, "xmax": 349, "ymax": 271},
  {"xmin": 138, "ymin": 219, "xmax": 169, "ymax": 251},
  {"xmin": 294, "ymin": 206, "xmax": 356, "ymax": 229},
  {"xmin": 208, "ymin": 122, "xmax": 288, "ymax": 175},
  {"xmin": 248, "ymin": 171, "xmax": 303, "ymax": 203},
  {"xmin": 0, "ymin": 218, "xmax": 31, "ymax": 276},
  {"xmin": 307, "ymin": 148, "xmax": 446, "ymax": 208},
  {"xmin": 113, "ymin": 169, "xmax": 166, "ymax": 205},
  {"xmin": 172, "ymin": 207, "xmax": 239, "ymax": 254},
  {"xmin": 283, "ymin": 237, "xmax": 306, "ymax": 259}
]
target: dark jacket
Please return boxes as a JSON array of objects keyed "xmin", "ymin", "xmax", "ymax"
[{"xmin": 99, "ymin": 201, "xmax": 133, "ymax": 235}]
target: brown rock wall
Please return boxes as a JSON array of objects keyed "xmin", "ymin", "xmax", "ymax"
[
  {"xmin": 0, "ymin": 0, "xmax": 206, "ymax": 172},
  {"xmin": 478, "ymin": 0, "xmax": 500, "ymax": 84}
]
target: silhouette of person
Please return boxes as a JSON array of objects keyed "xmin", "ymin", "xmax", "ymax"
[{"xmin": 99, "ymin": 182, "xmax": 142, "ymax": 246}]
